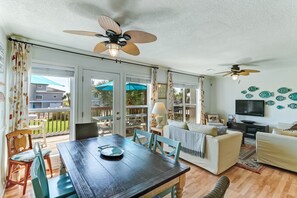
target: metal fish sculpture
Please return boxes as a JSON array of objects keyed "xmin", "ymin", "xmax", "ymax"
[
  {"xmin": 288, "ymin": 92, "xmax": 297, "ymax": 101},
  {"xmin": 288, "ymin": 103, "xmax": 297, "ymax": 109},
  {"xmin": 241, "ymin": 90, "xmax": 247, "ymax": 94},
  {"xmin": 276, "ymin": 95, "xmax": 286, "ymax": 101},
  {"xmin": 265, "ymin": 100, "xmax": 275, "ymax": 106},
  {"xmin": 277, "ymin": 105, "xmax": 285, "ymax": 110},
  {"xmin": 277, "ymin": 87, "xmax": 292, "ymax": 94},
  {"xmin": 259, "ymin": 91, "xmax": 274, "ymax": 98},
  {"xmin": 245, "ymin": 93, "xmax": 253, "ymax": 99},
  {"xmin": 248, "ymin": 86, "xmax": 259, "ymax": 92}
]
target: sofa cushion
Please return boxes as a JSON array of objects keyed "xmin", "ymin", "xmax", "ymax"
[
  {"xmin": 187, "ymin": 123, "xmax": 218, "ymax": 136},
  {"xmin": 272, "ymin": 128, "xmax": 283, "ymax": 135},
  {"xmin": 167, "ymin": 119, "xmax": 188, "ymax": 129}
]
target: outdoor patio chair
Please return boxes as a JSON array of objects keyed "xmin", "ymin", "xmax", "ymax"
[{"xmin": 6, "ymin": 129, "xmax": 52, "ymax": 195}]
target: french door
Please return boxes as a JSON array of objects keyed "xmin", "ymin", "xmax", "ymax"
[{"xmin": 82, "ymin": 70, "xmax": 121, "ymax": 135}]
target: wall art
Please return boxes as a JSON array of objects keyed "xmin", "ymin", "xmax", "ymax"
[
  {"xmin": 276, "ymin": 95, "xmax": 286, "ymax": 101},
  {"xmin": 259, "ymin": 91, "xmax": 274, "ymax": 98},
  {"xmin": 248, "ymin": 86, "xmax": 259, "ymax": 92},
  {"xmin": 245, "ymin": 93, "xmax": 253, "ymax": 98},
  {"xmin": 277, "ymin": 87, "xmax": 292, "ymax": 94},
  {"xmin": 157, "ymin": 83, "xmax": 167, "ymax": 99},
  {"xmin": 265, "ymin": 100, "xmax": 275, "ymax": 106},
  {"xmin": 288, "ymin": 103, "xmax": 297, "ymax": 109},
  {"xmin": 276, "ymin": 105, "xmax": 285, "ymax": 110},
  {"xmin": 288, "ymin": 92, "xmax": 297, "ymax": 101}
]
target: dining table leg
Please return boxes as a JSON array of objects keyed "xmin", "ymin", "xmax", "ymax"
[{"xmin": 176, "ymin": 173, "xmax": 186, "ymax": 198}]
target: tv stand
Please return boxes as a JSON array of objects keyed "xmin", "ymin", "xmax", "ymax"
[
  {"xmin": 227, "ymin": 121, "xmax": 269, "ymax": 143},
  {"xmin": 241, "ymin": 120, "xmax": 256, "ymax": 124}
]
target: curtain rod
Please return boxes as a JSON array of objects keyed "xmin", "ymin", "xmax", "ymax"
[
  {"xmin": 8, "ymin": 37, "xmax": 159, "ymax": 69},
  {"xmin": 169, "ymin": 70, "xmax": 204, "ymax": 78}
]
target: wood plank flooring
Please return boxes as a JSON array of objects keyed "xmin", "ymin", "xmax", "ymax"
[{"xmin": 4, "ymin": 159, "xmax": 297, "ymax": 198}]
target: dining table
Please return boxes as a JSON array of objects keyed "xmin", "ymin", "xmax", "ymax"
[{"xmin": 57, "ymin": 134, "xmax": 190, "ymax": 198}]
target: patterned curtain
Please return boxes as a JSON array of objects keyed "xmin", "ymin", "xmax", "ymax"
[
  {"xmin": 199, "ymin": 77, "xmax": 206, "ymax": 124},
  {"xmin": 167, "ymin": 71, "xmax": 174, "ymax": 120},
  {"xmin": 150, "ymin": 68, "xmax": 158, "ymax": 127},
  {"xmin": 8, "ymin": 41, "xmax": 31, "ymax": 132}
]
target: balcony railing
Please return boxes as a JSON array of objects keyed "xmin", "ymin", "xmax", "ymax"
[{"xmin": 29, "ymin": 108, "xmax": 70, "ymax": 138}]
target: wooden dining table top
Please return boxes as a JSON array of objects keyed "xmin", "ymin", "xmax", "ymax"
[{"xmin": 57, "ymin": 134, "xmax": 190, "ymax": 198}]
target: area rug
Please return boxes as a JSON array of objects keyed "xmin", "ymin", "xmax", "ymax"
[{"xmin": 236, "ymin": 140, "xmax": 265, "ymax": 174}]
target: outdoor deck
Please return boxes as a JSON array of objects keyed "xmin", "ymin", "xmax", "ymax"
[{"xmin": 32, "ymin": 134, "xmax": 70, "ymax": 155}]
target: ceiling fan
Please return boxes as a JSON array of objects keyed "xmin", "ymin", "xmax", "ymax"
[
  {"xmin": 216, "ymin": 64, "xmax": 260, "ymax": 80},
  {"xmin": 63, "ymin": 15, "xmax": 157, "ymax": 57}
]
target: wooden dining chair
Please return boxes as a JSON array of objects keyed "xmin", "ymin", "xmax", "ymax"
[
  {"xmin": 6, "ymin": 129, "xmax": 52, "ymax": 195},
  {"xmin": 153, "ymin": 135, "xmax": 181, "ymax": 198},
  {"xmin": 204, "ymin": 176, "xmax": 230, "ymax": 198},
  {"xmin": 32, "ymin": 142, "xmax": 77, "ymax": 197},
  {"xmin": 75, "ymin": 122, "xmax": 98, "ymax": 140},
  {"xmin": 31, "ymin": 153, "xmax": 77, "ymax": 198},
  {"xmin": 132, "ymin": 129, "xmax": 153, "ymax": 149}
]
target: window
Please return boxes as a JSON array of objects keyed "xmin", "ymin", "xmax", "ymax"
[
  {"xmin": 173, "ymin": 87, "xmax": 197, "ymax": 122},
  {"xmin": 36, "ymin": 95, "xmax": 43, "ymax": 100}
]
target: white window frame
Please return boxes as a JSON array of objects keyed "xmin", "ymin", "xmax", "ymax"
[{"xmin": 173, "ymin": 87, "xmax": 197, "ymax": 122}]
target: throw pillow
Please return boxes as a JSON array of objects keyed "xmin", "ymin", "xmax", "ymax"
[
  {"xmin": 167, "ymin": 119, "xmax": 188, "ymax": 129},
  {"xmin": 208, "ymin": 115, "xmax": 220, "ymax": 123},
  {"xmin": 281, "ymin": 130, "xmax": 297, "ymax": 137},
  {"xmin": 207, "ymin": 123, "xmax": 227, "ymax": 135},
  {"xmin": 187, "ymin": 123, "xmax": 218, "ymax": 136},
  {"xmin": 288, "ymin": 123, "xmax": 297, "ymax": 130}
]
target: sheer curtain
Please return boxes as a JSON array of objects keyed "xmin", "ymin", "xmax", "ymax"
[
  {"xmin": 8, "ymin": 41, "xmax": 31, "ymax": 131},
  {"xmin": 199, "ymin": 77, "xmax": 206, "ymax": 124},
  {"xmin": 166, "ymin": 71, "xmax": 174, "ymax": 120},
  {"xmin": 150, "ymin": 68, "xmax": 158, "ymax": 127}
]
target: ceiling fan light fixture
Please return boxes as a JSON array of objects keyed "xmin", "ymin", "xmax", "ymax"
[
  {"xmin": 107, "ymin": 43, "xmax": 121, "ymax": 57},
  {"xmin": 232, "ymin": 74, "xmax": 239, "ymax": 80}
]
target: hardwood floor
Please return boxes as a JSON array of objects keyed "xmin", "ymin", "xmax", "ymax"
[{"xmin": 4, "ymin": 159, "xmax": 297, "ymax": 198}]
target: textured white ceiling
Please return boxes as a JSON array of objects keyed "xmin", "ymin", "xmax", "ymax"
[{"xmin": 1, "ymin": 0, "xmax": 297, "ymax": 75}]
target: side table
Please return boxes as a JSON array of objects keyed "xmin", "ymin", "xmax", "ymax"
[{"xmin": 150, "ymin": 127, "xmax": 163, "ymax": 136}]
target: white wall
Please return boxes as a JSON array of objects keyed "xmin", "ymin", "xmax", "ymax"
[
  {"xmin": 210, "ymin": 67, "xmax": 297, "ymax": 129},
  {"xmin": 0, "ymin": 26, "xmax": 7, "ymax": 197}
]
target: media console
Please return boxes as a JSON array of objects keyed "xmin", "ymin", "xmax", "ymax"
[{"xmin": 227, "ymin": 121, "xmax": 269, "ymax": 142}]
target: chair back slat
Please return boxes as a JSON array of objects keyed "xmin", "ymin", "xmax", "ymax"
[
  {"xmin": 33, "ymin": 142, "xmax": 46, "ymax": 174},
  {"xmin": 153, "ymin": 135, "xmax": 181, "ymax": 162},
  {"xmin": 75, "ymin": 123, "xmax": 98, "ymax": 140},
  {"xmin": 132, "ymin": 129, "xmax": 153, "ymax": 149},
  {"xmin": 6, "ymin": 130, "xmax": 32, "ymax": 158},
  {"xmin": 31, "ymin": 157, "xmax": 50, "ymax": 198}
]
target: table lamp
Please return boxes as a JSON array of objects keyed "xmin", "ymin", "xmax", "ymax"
[{"xmin": 152, "ymin": 102, "xmax": 167, "ymax": 129}]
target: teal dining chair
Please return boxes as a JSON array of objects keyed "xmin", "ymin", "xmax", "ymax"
[
  {"xmin": 132, "ymin": 129, "xmax": 154, "ymax": 149},
  {"xmin": 31, "ymin": 142, "xmax": 77, "ymax": 198},
  {"xmin": 153, "ymin": 135, "xmax": 181, "ymax": 198}
]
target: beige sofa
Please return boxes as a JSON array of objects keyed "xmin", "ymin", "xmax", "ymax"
[
  {"xmin": 163, "ymin": 125, "xmax": 242, "ymax": 175},
  {"xmin": 256, "ymin": 132, "xmax": 297, "ymax": 172}
]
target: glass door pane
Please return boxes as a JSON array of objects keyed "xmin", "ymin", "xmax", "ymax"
[
  {"xmin": 125, "ymin": 81, "xmax": 148, "ymax": 137},
  {"xmin": 83, "ymin": 70, "xmax": 120, "ymax": 136}
]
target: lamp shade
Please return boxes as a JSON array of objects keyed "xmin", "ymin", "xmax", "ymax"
[{"xmin": 152, "ymin": 102, "xmax": 167, "ymax": 115}]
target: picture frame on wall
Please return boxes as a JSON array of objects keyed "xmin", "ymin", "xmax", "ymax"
[
  {"xmin": 157, "ymin": 83, "xmax": 167, "ymax": 99},
  {"xmin": 0, "ymin": 43, "xmax": 4, "ymax": 73}
]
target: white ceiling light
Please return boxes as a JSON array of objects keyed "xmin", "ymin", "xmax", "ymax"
[
  {"xmin": 106, "ymin": 43, "xmax": 121, "ymax": 57},
  {"xmin": 231, "ymin": 74, "xmax": 239, "ymax": 80}
]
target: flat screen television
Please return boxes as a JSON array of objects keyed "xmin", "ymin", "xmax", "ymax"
[{"xmin": 235, "ymin": 100, "xmax": 264, "ymax": 117}]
